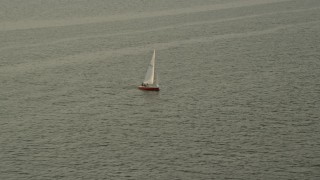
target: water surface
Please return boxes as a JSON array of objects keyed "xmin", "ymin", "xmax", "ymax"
[{"xmin": 1, "ymin": 0, "xmax": 320, "ymax": 179}]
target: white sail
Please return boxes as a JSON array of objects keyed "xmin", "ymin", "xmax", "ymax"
[
  {"xmin": 155, "ymin": 72, "xmax": 159, "ymax": 86},
  {"xmin": 143, "ymin": 50, "xmax": 156, "ymax": 85}
]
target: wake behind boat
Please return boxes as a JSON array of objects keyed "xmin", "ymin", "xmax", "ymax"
[{"xmin": 138, "ymin": 50, "xmax": 160, "ymax": 91}]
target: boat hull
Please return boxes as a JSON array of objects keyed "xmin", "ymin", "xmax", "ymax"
[{"xmin": 138, "ymin": 86, "xmax": 160, "ymax": 91}]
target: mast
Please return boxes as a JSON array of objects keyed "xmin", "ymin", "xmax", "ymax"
[{"xmin": 153, "ymin": 49, "xmax": 156, "ymax": 84}]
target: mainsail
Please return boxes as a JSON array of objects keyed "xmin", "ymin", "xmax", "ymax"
[{"xmin": 143, "ymin": 49, "xmax": 156, "ymax": 85}]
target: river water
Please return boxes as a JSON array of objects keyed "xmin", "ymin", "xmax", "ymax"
[{"xmin": 1, "ymin": 0, "xmax": 320, "ymax": 179}]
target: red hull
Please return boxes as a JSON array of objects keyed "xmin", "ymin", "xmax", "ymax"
[{"xmin": 138, "ymin": 86, "xmax": 160, "ymax": 91}]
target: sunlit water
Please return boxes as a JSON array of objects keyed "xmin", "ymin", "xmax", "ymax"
[{"xmin": 1, "ymin": 0, "xmax": 320, "ymax": 179}]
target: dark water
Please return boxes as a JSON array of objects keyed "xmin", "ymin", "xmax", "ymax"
[{"xmin": 1, "ymin": 0, "xmax": 320, "ymax": 179}]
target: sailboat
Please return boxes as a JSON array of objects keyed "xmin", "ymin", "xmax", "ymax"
[{"xmin": 138, "ymin": 49, "xmax": 160, "ymax": 91}]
